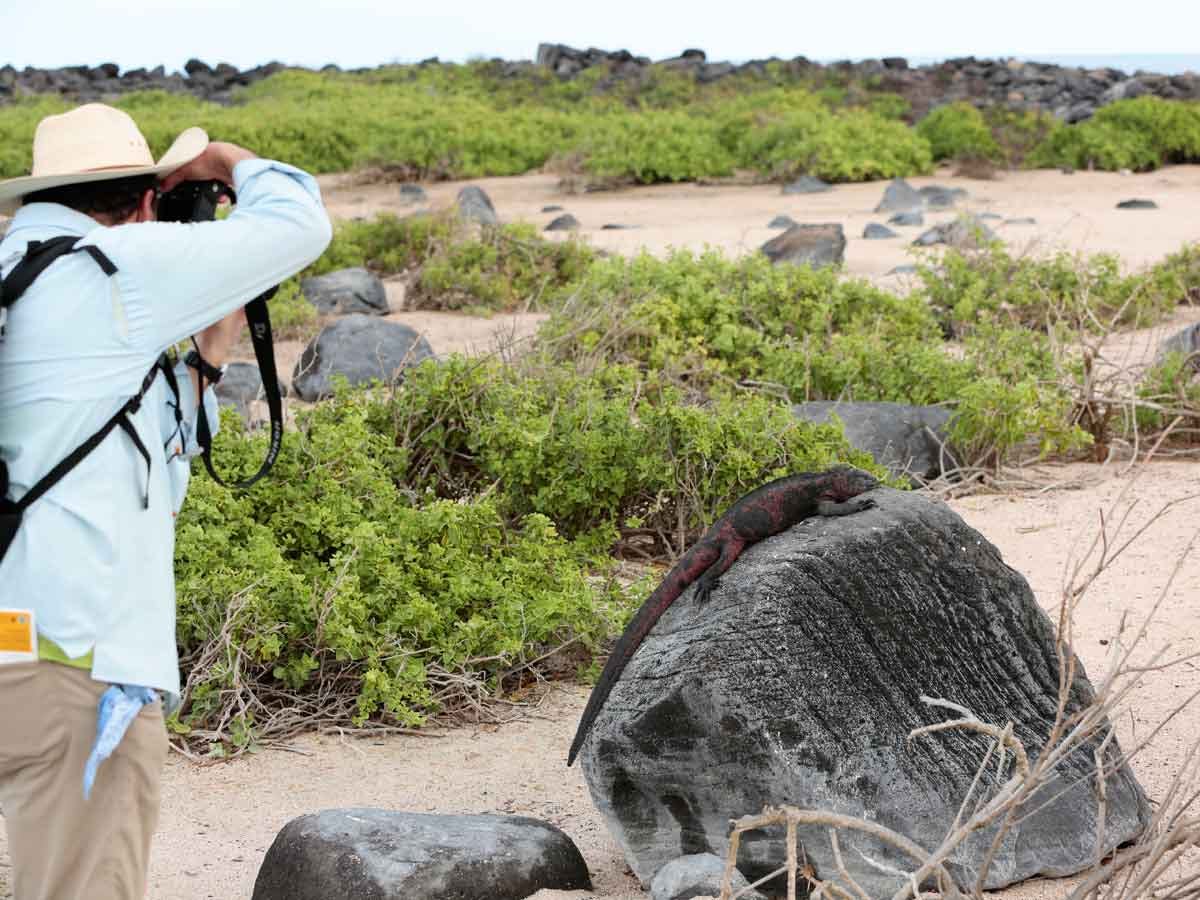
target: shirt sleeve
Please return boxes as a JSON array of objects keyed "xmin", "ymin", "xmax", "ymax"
[{"xmin": 92, "ymin": 159, "xmax": 333, "ymax": 355}]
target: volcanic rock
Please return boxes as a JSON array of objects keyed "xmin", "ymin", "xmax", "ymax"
[
  {"xmin": 455, "ymin": 185, "xmax": 499, "ymax": 226},
  {"xmin": 874, "ymin": 178, "xmax": 922, "ymax": 213},
  {"xmin": 292, "ymin": 315, "xmax": 434, "ymax": 401},
  {"xmin": 545, "ymin": 213, "xmax": 580, "ymax": 231},
  {"xmin": 913, "ymin": 214, "xmax": 997, "ymax": 248},
  {"xmin": 1117, "ymin": 198, "xmax": 1158, "ymax": 209},
  {"xmin": 398, "ymin": 183, "xmax": 428, "ymax": 204},
  {"xmin": 650, "ymin": 853, "xmax": 764, "ymax": 900},
  {"xmin": 863, "ymin": 223, "xmax": 899, "ymax": 240},
  {"xmin": 918, "ymin": 185, "xmax": 967, "ymax": 208},
  {"xmin": 300, "ymin": 267, "xmax": 389, "ymax": 316},
  {"xmin": 1158, "ymin": 322, "xmax": 1200, "ymax": 371},
  {"xmin": 760, "ymin": 224, "xmax": 845, "ymax": 268},
  {"xmin": 792, "ymin": 401, "xmax": 956, "ymax": 482},
  {"xmin": 578, "ymin": 489, "xmax": 1149, "ymax": 895},
  {"xmin": 781, "ymin": 175, "xmax": 832, "ymax": 194},
  {"xmin": 251, "ymin": 810, "xmax": 591, "ymax": 900}
]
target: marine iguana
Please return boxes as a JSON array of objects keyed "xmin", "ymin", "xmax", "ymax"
[{"xmin": 567, "ymin": 465, "xmax": 879, "ymax": 766}]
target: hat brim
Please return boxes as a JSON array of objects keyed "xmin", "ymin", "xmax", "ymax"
[{"xmin": 0, "ymin": 126, "xmax": 209, "ymax": 215}]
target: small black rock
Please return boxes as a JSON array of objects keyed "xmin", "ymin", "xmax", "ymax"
[
  {"xmin": 1117, "ymin": 198, "xmax": 1158, "ymax": 210},
  {"xmin": 544, "ymin": 213, "xmax": 580, "ymax": 231},
  {"xmin": 768, "ymin": 215, "xmax": 799, "ymax": 229},
  {"xmin": 863, "ymin": 223, "xmax": 899, "ymax": 239},
  {"xmin": 542, "ymin": 204, "xmax": 565, "ymax": 213},
  {"xmin": 398, "ymin": 183, "xmax": 427, "ymax": 204},
  {"xmin": 782, "ymin": 175, "xmax": 832, "ymax": 194},
  {"xmin": 888, "ymin": 210, "xmax": 924, "ymax": 227}
]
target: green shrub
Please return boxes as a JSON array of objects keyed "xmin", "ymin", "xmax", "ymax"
[
  {"xmin": 174, "ymin": 398, "xmax": 635, "ymax": 751},
  {"xmin": 1134, "ymin": 352, "xmax": 1200, "ymax": 434},
  {"xmin": 984, "ymin": 107, "xmax": 1061, "ymax": 166},
  {"xmin": 917, "ymin": 102, "xmax": 1002, "ymax": 162},
  {"xmin": 376, "ymin": 355, "xmax": 882, "ymax": 543},
  {"xmin": 916, "ymin": 244, "xmax": 1181, "ymax": 336},
  {"xmin": 1030, "ymin": 98, "xmax": 1200, "ymax": 171},
  {"xmin": 302, "ymin": 213, "xmax": 595, "ymax": 313},
  {"xmin": 726, "ymin": 106, "xmax": 934, "ymax": 182},
  {"xmin": 266, "ymin": 278, "xmax": 318, "ymax": 336}
]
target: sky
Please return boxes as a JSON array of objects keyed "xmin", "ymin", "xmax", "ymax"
[{"xmin": 3, "ymin": 0, "xmax": 1199, "ymax": 73}]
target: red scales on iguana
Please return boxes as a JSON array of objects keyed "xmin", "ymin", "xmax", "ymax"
[{"xmin": 567, "ymin": 465, "xmax": 879, "ymax": 766}]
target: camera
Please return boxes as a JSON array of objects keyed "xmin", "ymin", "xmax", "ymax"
[{"xmin": 157, "ymin": 179, "xmax": 233, "ymax": 224}]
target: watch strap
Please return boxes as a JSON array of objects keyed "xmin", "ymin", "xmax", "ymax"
[{"xmin": 184, "ymin": 349, "xmax": 225, "ymax": 385}]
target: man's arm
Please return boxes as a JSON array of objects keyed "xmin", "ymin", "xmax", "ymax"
[{"xmin": 93, "ymin": 142, "xmax": 333, "ymax": 355}]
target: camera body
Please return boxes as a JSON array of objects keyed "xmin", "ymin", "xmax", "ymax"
[{"xmin": 157, "ymin": 180, "xmax": 234, "ymax": 224}]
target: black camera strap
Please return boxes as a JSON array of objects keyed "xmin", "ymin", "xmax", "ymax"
[
  {"xmin": 192, "ymin": 288, "xmax": 283, "ymax": 489},
  {"xmin": 158, "ymin": 178, "xmax": 285, "ymax": 490}
]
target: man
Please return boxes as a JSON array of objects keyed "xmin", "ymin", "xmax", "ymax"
[{"xmin": 0, "ymin": 103, "xmax": 332, "ymax": 899}]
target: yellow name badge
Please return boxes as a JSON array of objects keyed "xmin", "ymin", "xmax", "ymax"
[{"xmin": 0, "ymin": 608, "xmax": 37, "ymax": 665}]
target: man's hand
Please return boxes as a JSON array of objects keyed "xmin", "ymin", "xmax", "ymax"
[{"xmin": 160, "ymin": 142, "xmax": 257, "ymax": 193}]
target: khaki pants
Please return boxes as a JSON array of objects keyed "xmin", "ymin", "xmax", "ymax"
[{"xmin": 0, "ymin": 663, "xmax": 166, "ymax": 900}]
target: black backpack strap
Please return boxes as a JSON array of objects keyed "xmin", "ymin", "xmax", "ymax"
[
  {"xmin": 1, "ymin": 237, "xmax": 115, "ymax": 308},
  {"xmin": 15, "ymin": 356, "xmax": 164, "ymax": 512},
  {"xmin": 0, "ymin": 236, "xmax": 157, "ymax": 513},
  {"xmin": 157, "ymin": 352, "xmax": 185, "ymax": 452},
  {"xmin": 192, "ymin": 290, "xmax": 283, "ymax": 489}
]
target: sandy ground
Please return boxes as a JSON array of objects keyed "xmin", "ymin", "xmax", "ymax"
[
  {"xmin": 3, "ymin": 461, "xmax": 1191, "ymax": 900},
  {"xmin": 2, "ymin": 169, "xmax": 1199, "ymax": 899},
  {"xmin": 321, "ymin": 164, "xmax": 1200, "ymax": 280}
]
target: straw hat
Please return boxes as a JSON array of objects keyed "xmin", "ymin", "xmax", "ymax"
[{"xmin": 0, "ymin": 103, "xmax": 208, "ymax": 214}]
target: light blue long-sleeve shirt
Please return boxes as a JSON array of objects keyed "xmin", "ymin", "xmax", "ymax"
[{"xmin": 0, "ymin": 158, "xmax": 332, "ymax": 696}]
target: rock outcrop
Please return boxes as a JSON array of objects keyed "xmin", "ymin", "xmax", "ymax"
[
  {"xmin": 579, "ymin": 488, "xmax": 1149, "ymax": 895},
  {"xmin": 6, "ymin": 50, "xmax": 1195, "ymax": 124}
]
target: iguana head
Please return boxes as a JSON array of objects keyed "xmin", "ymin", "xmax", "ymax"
[{"xmin": 823, "ymin": 465, "xmax": 879, "ymax": 501}]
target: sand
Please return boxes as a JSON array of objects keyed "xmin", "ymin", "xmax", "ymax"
[{"xmin": 2, "ymin": 168, "xmax": 1199, "ymax": 899}]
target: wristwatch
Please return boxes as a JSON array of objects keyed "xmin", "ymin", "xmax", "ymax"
[{"xmin": 184, "ymin": 349, "xmax": 227, "ymax": 385}]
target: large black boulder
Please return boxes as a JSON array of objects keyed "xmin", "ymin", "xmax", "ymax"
[
  {"xmin": 456, "ymin": 185, "xmax": 500, "ymax": 225},
  {"xmin": 874, "ymin": 178, "xmax": 922, "ymax": 213},
  {"xmin": 760, "ymin": 224, "xmax": 845, "ymax": 268},
  {"xmin": 292, "ymin": 315, "xmax": 435, "ymax": 401},
  {"xmin": 579, "ymin": 489, "xmax": 1149, "ymax": 895},
  {"xmin": 792, "ymin": 401, "xmax": 956, "ymax": 482},
  {"xmin": 251, "ymin": 810, "xmax": 592, "ymax": 900},
  {"xmin": 300, "ymin": 267, "xmax": 390, "ymax": 316}
]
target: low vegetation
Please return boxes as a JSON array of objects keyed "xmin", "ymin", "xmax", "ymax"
[
  {"xmin": 2, "ymin": 67, "xmax": 1199, "ymax": 187},
  {"xmin": 172, "ymin": 360, "xmax": 880, "ymax": 751},
  {"xmin": 169, "ymin": 206, "xmax": 1200, "ymax": 752}
]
